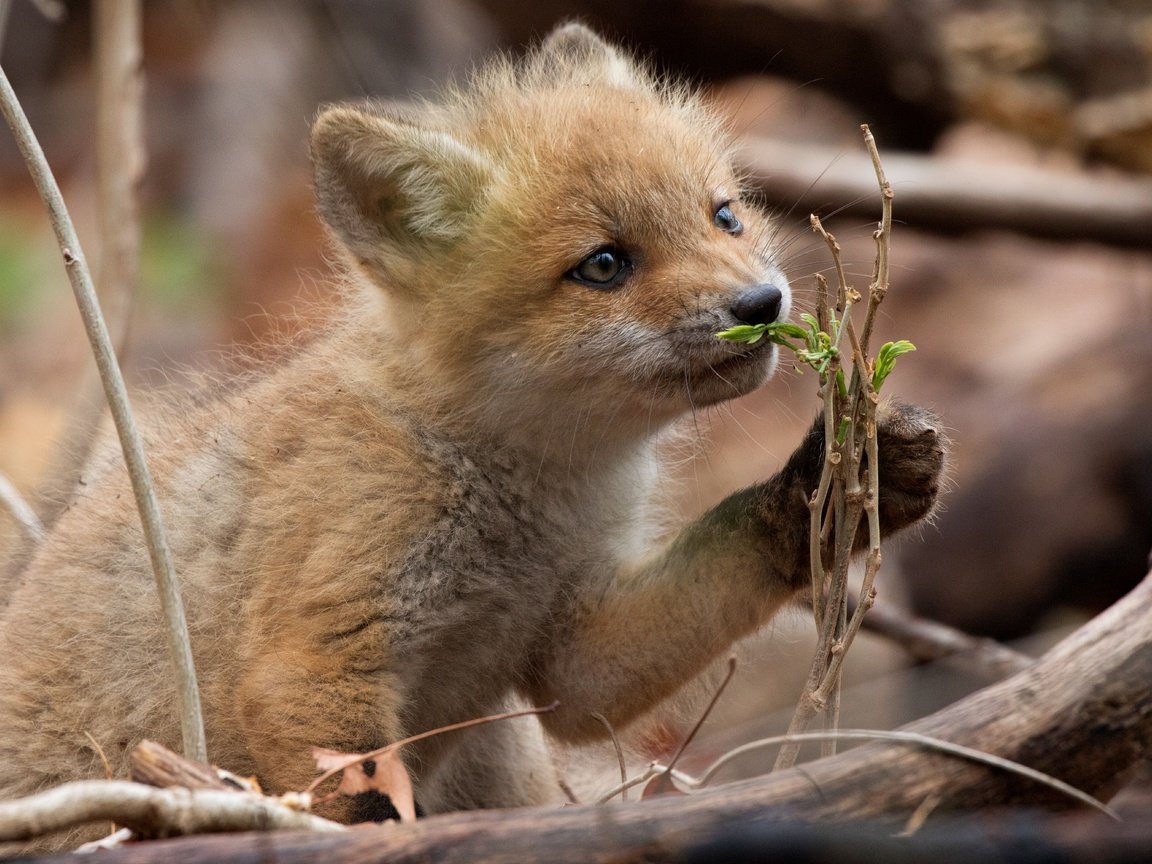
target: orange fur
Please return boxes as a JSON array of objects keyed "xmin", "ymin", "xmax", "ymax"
[{"xmin": 0, "ymin": 24, "xmax": 945, "ymax": 849}]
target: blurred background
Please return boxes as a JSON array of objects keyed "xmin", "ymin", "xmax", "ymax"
[{"xmin": 1, "ymin": 0, "xmax": 1150, "ymax": 787}]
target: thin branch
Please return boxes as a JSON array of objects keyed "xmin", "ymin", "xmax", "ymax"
[
  {"xmin": 0, "ymin": 64, "xmax": 207, "ymax": 762},
  {"xmin": 38, "ymin": 0, "xmax": 146, "ymax": 528},
  {"xmin": 591, "ymin": 712, "xmax": 628, "ymax": 802},
  {"xmin": 306, "ymin": 701, "xmax": 558, "ymax": 796},
  {"xmin": 659, "ymin": 656, "xmax": 737, "ymax": 780},
  {"xmin": 0, "ymin": 471, "xmax": 44, "ymax": 544},
  {"xmin": 0, "ymin": 781, "xmax": 344, "ymax": 843},
  {"xmin": 593, "ymin": 762, "xmax": 698, "ymax": 805},
  {"xmin": 859, "ymin": 124, "xmax": 891, "ymax": 352},
  {"xmin": 776, "ymin": 127, "xmax": 897, "ymax": 770},
  {"xmin": 857, "ymin": 598, "xmax": 1033, "ymax": 678}
]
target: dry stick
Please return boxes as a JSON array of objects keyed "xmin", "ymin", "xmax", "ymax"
[
  {"xmin": 0, "ymin": 65, "xmax": 207, "ymax": 763},
  {"xmin": 595, "ymin": 658, "xmax": 740, "ymax": 804},
  {"xmin": 777, "ymin": 217, "xmax": 859, "ymax": 770},
  {"xmin": 662, "ymin": 657, "xmax": 737, "ymax": 779},
  {"xmin": 856, "ymin": 599, "xmax": 1033, "ymax": 678},
  {"xmin": 0, "ymin": 471, "xmax": 44, "ymax": 544},
  {"xmin": 0, "ymin": 781, "xmax": 345, "ymax": 843},
  {"xmin": 776, "ymin": 126, "xmax": 893, "ymax": 771},
  {"xmin": 590, "ymin": 712, "xmax": 629, "ymax": 802},
  {"xmin": 38, "ymin": 0, "xmax": 145, "ymax": 530},
  {"xmin": 306, "ymin": 702, "xmax": 559, "ymax": 798}
]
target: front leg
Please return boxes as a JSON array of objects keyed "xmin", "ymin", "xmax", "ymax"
[
  {"xmin": 236, "ymin": 631, "xmax": 406, "ymax": 823},
  {"xmin": 527, "ymin": 402, "xmax": 945, "ymax": 742}
]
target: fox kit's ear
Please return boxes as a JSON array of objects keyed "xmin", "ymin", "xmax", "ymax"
[
  {"xmin": 538, "ymin": 22, "xmax": 638, "ymax": 87},
  {"xmin": 311, "ymin": 104, "xmax": 492, "ymax": 283}
]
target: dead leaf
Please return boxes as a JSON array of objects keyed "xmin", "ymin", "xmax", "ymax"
[
  {"xmin": 311, "ymin": 747, "xmax": 416, "ymax": 822},
  {"xmin": 641, "ymin": 769, "xmax": 687, "ymax": 800}
]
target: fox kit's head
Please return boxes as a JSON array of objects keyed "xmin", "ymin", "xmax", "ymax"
[{"xmin": 312, "ymin": 24, "xmax": 790, "ymax": 442}]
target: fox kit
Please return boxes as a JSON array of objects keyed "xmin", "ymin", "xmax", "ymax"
[{"xmin": 0, "ymin": 23, "xmax": 944, "ymax": 841}]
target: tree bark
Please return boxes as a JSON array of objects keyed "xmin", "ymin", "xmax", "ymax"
[{"xmin": 15, "ymin": 568, "xmax": 1152, "ymax": 863}]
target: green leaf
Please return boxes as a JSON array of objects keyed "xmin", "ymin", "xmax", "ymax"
[
  {"xmin": 872, "ymin": 340, "xmax": 916, "ymax": 390},
  {"xmin": 716, "ymin": 324, "xmax": 768, "ymax": 344}
]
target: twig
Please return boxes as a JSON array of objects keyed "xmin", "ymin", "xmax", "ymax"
[
  {"xmin": 658, "ymin": 656, "xmax": 737, "ymax": 781},
  {"xmin": 695, "ymin": 729, "xmax": 1119, "ymax": 820},
  {"xmin": 594, "ymin": 659, "xmax": 738, "ymax": 804},
  {"xmin": 0, "ymin": 781, "xmax": 343, "ymax": 843},
  {"xmin": 860, "ymin": 124, "xmax": 891, "ymax": 351},
  {"xmin": 591, "ymin": 712, "xmax": 628, "ymax": 802},
  {"xmin": 306, "ymin": 701, "xmax": 559, "ymax": 796},
  {"xmin": 129, "ymin": 740, "xmax": 231, "ymax": 792},
  {"xmin": 38, "ymin": 0, "xmax": 146, "ymax": 529},
  {"xmin": 853, "ymin": 597, "xmax": 1034, "ymax": 678},
  {"xmin": 593, "ymin": 762, "xmax": 698, "ymax": 805},
  {"xmin": 899, "ymin": 793, "xmax": 942, "ymax": 836},
  {"xmin": 0, "ymin": 65, "xmax": 207, "ymax": 762},
  {"xmin": 0, "ymin": 470, "xmax": 44, "ymax": 543},
  {"xmin": 775, "ymin": 126, "xmax": 895, "ymax": 771}
]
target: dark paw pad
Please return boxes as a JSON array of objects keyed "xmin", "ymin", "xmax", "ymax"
[{"xmin": 874, "ymin": 402, "xmax": 948, "ymax": 533}]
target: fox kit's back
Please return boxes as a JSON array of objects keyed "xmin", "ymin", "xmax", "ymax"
[{"xmin": 0, "ymin": 23, "xmax": 944, "ymax": 847}]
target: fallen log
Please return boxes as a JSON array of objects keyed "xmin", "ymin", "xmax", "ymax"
[
  {"xmin": 739, "ymin": 136, "xmax": 1152, "ymax": 248},
  {"xmin": 11, "ymin": 565, "xmax": 1152, "ymax": 862}
]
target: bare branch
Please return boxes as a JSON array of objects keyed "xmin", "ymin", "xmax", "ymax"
[
  {"xmin": 0, "ymin": 64, "xmax": 207, "ymax": 762},
  {"xmin": 857, "ymin": 598, "xmax": 1034, "ymax": 678},
  {"xmin": 0, "ymin": 781, "xmax": 343, "ymax": 843},
  {"xmin": 0, "ymin": 471, "xmax": 44, "ymax": 544},
  {"xmin": 38, "ymin": 0, "xmax": 146, "ymax": 528},
  {"xmin": 130, "ymin": 740, "xmax": 232, "ymax": 792},
  {"xmin": 590, "ymin": 712, "xmax": 628, "ymax": 802},
  {"xmin": 307, "ymin": 701, "xmax": 558, "ymax": 796}
]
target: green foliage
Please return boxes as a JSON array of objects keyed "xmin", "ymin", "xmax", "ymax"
[
  {"xmin": 0, "ymin": 213, "xmax": 222, "ymax": 332},
  {"xmin": 872, "ymin": 339, "xmax": 916, "ymax": 391},
  {"xmin": 718, "ymin": 317, "xmax": 914, "ymax": 394},
  {"xmin": 718, "ymin": 313, "xmax": 838, "ymax": 373}
]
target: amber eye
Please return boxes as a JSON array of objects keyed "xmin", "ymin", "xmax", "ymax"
[
  {"xmin": 714, "ymin": 203, "xmax": 742, "ymax": 235},
  {"xmin": 569, "ymin": 247, "xmax": 630, "ymax": 288}
]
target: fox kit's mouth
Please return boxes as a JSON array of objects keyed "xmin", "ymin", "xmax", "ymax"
[{"xmin": 673, "ymin": 336, "xmax": 779, "ymax": 406}]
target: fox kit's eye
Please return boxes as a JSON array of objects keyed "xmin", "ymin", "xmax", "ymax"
[
  {"xmin": 714, "ymin": 203, "xmax": 742, "ymax": 235},
  {"xmin": 569, "ymin": 247, "xmax": 631, "ymax": 288}
]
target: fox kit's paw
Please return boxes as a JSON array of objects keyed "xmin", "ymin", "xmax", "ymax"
[{"xmin": 874, "ymin": 401, "xmax": 948, "ymax": 535}]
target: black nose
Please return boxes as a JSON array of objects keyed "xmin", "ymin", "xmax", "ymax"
[{"xmin": 730, "ymin": 283, "xmax": 783, "ymax": 326}]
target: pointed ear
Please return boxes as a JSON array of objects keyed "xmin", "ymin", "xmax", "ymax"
[
  {"xmin": 537, "ymin": 22, "xmax": 638, "ymax": 87},
  {"xmin": 310, "ymin": 104, "xmax": 493, "ymax": 283}
]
